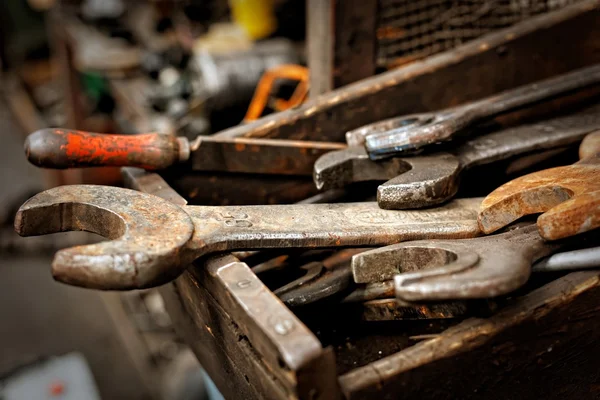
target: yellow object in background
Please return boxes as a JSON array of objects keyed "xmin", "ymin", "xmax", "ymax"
[{"xmin": 229, "ymin": 0, "xmax": 277, "ymax": 40}]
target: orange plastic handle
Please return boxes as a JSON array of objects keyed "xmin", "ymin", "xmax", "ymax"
[
  {"xmin": 244, "ymin": 64, "xmax": 309, "ymax": 122},
  {"xmin": 25, "ymin": 129, "xmax": 187, "ymax": 170}
]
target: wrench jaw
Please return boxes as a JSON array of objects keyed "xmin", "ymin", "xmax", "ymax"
[
  {"xmin": 364, "ymin": 111, "xmax": 470, "ymax": 160},
  {"xmin": 14, "ymin": 185, "xmax": 196, "ymax": 290},
  {"xmin": 51, "ymin": 241, "xmax": 187, "ymax": 290},
  {"xmin": 354, "ymin": 226, "xmax": 542, "ymax": 301},
  {"xmin": 478, "ymin": 185, "xmax": 573, "ymax": 234},
  {"xmin": 537, "ymin": 191, "xmax": 600, "ymax": 240},
  {"xmin": 393, "ymin": 252, "xmax": 530, "ymax": 301},
  {"xmin": 479, "ymin": 150, "xmax": 600, "ymax": 236},
  {"xmin": 312, "ymin": 147, "xmax": 412, "ymax": 190},
  {"xmin": 351, "ymin": 243, "xmax": 464, "ymax": 284},
  {"xmin": 376, "ymin": 154, "xmax": 461, "ymax": 210},
  {"xmin": 392, "ymin": 240, "xmax": 532, "ymax": 301},
  {"xmin": 391, "ymin": 243, "xmax": 480, "ymax": 301}
]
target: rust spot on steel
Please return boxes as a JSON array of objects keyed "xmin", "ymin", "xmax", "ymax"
[{"xmin": 479, "ymin": 132, "xmax": 600, "ymax": 240}]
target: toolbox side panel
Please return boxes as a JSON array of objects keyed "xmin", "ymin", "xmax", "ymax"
[
  {"xmin": 340, "ymin": 272, "xmax": 600, "ymax": 400},
  {"xmin": 160, "ymin": 275, "xmax": 289, "ymax": 400}
]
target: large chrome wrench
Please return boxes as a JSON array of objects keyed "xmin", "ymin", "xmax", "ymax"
[{"xmin": 14, "ymin": 185, "xmax": 482, "ymax": 290}]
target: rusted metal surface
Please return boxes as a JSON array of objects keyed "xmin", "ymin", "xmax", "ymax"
[
  {"xmin": 275, "ymin": 249, "xmax": 366, "ymax": 307},
  {"xmin": 123, "ymin": 171, "xmax": 600, "ymax": 399},
  {"xmin": 479, "ymin": 132, "xmax": 600, "ymax": 240},
  {"xmin": 14, "ymin": 185, "xmax": 482, "ymax": 289},
  {"xmin": 580, "ymin": 129, "xmax": 600, "ymax": 159},
  {"xmin": 123, "ymin": 170, "xmax": 341, "ymax": 399},
  {"xmin": 342, "ymin": 281, "xmax": 395, "ymax": 303},
  {"xmin": 25, "ymin": 128, "xmax": 345, "ymax": 176},
  {"xmin": 359, "ymin": 298, "xmax": 470, "ymax": 322},
  {"xmin": 216, "ymin": 1, "xmax": 600, "ymax": 142},
  {"xmin": 314, "ymin": 107, "xmax": 600, "ymax": 209},
  {"xmin": 352, "ymin": 225, "xmax": 567, "ymax": 301},
  {"xmin": 361, "ymin": 63, "xmax": 600, "ymax": 159}
]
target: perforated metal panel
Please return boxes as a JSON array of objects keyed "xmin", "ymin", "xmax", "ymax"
[{"xmin": 377, "ymin": 0, "xmax": 584, "ymax": 69}]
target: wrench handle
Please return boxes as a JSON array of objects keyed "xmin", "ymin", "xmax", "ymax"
[
  {"xmin": 464, "ymin": 63, "xmax": 600, "ymax": 120},
  {"xmin": 25, "ymin": 129, "xmax": 189, "ymax": 170},
  {"xmin": 457, "ymin": 107, "xmax": 600, "ymax": 168}
]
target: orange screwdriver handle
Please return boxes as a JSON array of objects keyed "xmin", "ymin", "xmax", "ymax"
[{"xmin": 25, "ymin": 129, "xmax": 190, "ymax": 170}]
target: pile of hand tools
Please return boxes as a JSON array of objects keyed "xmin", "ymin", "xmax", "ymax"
[{"xmin": 15, "ymin": 64, "xmax": 600, "ymax": 318}]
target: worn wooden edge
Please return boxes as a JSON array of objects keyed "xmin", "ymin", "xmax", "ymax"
[
  {"xmin": 160, "ymin": 272, "xmax": 289, "ymax": 400},
  {"xmin": 122, "ymin": 167, "xmax": 188, "ymax": 206},
  {"xmin": 338, "ymin": 271, "xmax": 600, "ymax": 397},
  {"xmin": 194, "ymin": 254, "xmax": 340, "ymax": 399},
  {"xmin": 124, "ymin": 169, "xmax": 340, "ymax": 399},
  {"xmin": 216, "ymin": 0, "xmax": 600, "ymax": 142}
]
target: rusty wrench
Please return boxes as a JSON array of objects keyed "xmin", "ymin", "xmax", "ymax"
[
  {"xmin": 315, "ymin": 107, "xmax": 600, "ymax": 209},
  {"xmin": 278, "ymin": 238, "xmax": 599, "ymax": 306},
  {"xmin": 350, "ymin": 224, "xmax": 571, "ymax": 301},
  {"xmin": 276, "ymin": 243, "xmax": 599, "ymax": 306},
  {"xmin": 14, "ymin": 185, "xmax": 482, "ymax": 290},
  {"xmin": 273, "ymin": 249, "xmax": 366, "ymax": 307},
  {"xmin": 355, "ymin": 63, "xmax": 600, "ymax": 159},
  {"xmin": 479, "ymin": 131, "xmax": 600, "ymax": 240}
]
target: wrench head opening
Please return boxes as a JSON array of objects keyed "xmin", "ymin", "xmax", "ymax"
[
  {"xmin": 313, "ymin": 146, "xmax": 414, "ymax": 190},
  {"xmin": 14, "ymin": 185, "xmax": 194, "ymax": 290},
  {"xmin": 377, "ymin": 153, "xmax": 461, "ymax": 209},
  {"xmin": 353, "ymin": 226, "xmax": 538, "ymax": 301},
  {"xmin": 478, "ymin": 161, "xmax": 599, "ymax": 238},
  {"xmin": 351, "ymin": 243, "xmax": 463, "ymax": 283}
]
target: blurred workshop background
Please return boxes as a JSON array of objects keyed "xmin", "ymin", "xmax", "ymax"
[
  {"xmin": 0, "ymin": 1, "xmax": 307, "ymax": 398},
  {"xmin": 1, "ymin": 0, "xmax": 596, "ymax": 399}
]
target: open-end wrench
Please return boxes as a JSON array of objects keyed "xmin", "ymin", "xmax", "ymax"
[
  {"xmin": 277, "ymin": 239, "xmax": 600, "ymax": 307},
  {"xmin": 356, "ymin": 63, "xmax": 600, "ymax": 159},
  {"xmin": 25, "ymin": 129, "xmax": 345, "ymax": 176},
  {"xmin": 345, "ymin": 234, "xmax": 599, "ymax": 305},
  {"xmin": 479, "ymin": 131, "xmax": 600, "ymax": 240},
  {"xmin": 14, "ymin": 185, "xmax": 482, "ymax": 290},
  {"xmin": 275, "ymin": 243, "xmax": 600, "ymax": 306},
  {"xmin": 273, "ymin": 249, "xmax": 366, "ymax": 307},
  {"xmin": 314, "ymin": 108, "xmax": 600, "ymax": 209},
  {"xmin": 350, "ymin": 225, "xmax": 566, "ymax": 300}
]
